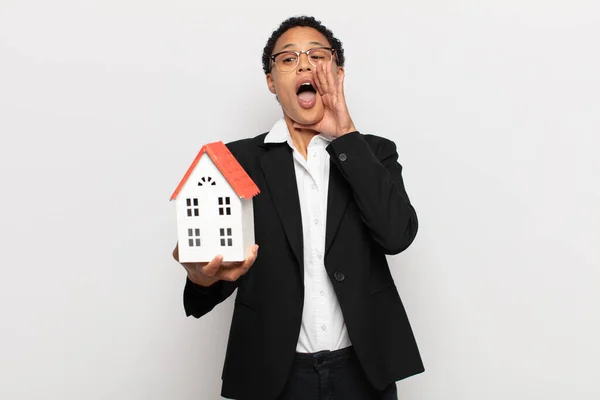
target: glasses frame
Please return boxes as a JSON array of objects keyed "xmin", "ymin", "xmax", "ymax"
[{"xmin": 270, "ymin": 47, "xmax": 337, "ymax": 73}]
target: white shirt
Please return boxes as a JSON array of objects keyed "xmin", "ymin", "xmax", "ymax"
[{"xmin": 264, "ymin": 118, "xmax": 352, "ymax": 353}]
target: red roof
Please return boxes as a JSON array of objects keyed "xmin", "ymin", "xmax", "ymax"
[{"xmin": 170, "ymin": 141, "xmax": 260, "ymax": 201}]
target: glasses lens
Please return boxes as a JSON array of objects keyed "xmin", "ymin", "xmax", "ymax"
[
  {"xmin": 308, "ymin": 49, "xmax": 332, "ymax": 67},
  {"xmin": 275, "ymin": 52, "xmax": 299, "ymax": 72}
]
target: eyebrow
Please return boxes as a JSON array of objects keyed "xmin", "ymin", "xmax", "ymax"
[{"xmin": 278, "ymin": 41, "xmax": 326, "ymax": 51}]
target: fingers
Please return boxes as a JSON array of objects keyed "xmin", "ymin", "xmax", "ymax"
[
  {"xmin": 179, "ymin": 255, "xmax": 221, "ymax": 282},
  {"xmin": 200, "ymin": 254, "xmax": 224, "ymax": 278},
  {"xmin": 337, "ymin": 67, "xmax": 345, "ymax": 94},
  {"xmin": 313, "ymin": 65, "xmax": 325, "ymax": 95},
  {"xmin": 172, "ymin": 242, "xmax": 179, "ymax": 262},
  {"xmin": 215, "ymin": 245, "xmax": 259, "ymax": 282},
  {"xmin": 181, "ymin": 245, "xmax": 260, "ymax": 283},
  {"xmin": 326, "ymin": 61, "xmax": 335, "ymax": 88},
  {"xmin": 314, "ymin": 62, "xmax": 342, "ymax": 100},
  {"xmin": 321, "ymin": 62, "xmax": 329, "ymax": 94},
  {"xmin": 243, "ymin": 244, "xmax": 259, "ymax": 269},
  {"xmin": 327, "ymin": 61, "xmax": 345, "ymax": 98}
]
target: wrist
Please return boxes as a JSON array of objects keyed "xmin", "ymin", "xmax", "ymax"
[
  {"xmin": 188, "ymin": 273, "xmax": 218, "ymax": 288},
  {"xmin": 333, "ymin": 125, "xmax": 357, "ymax": 138},
  {"xmin": 336, "ymin": 118, "xmax": 357, "ymax": 136}
]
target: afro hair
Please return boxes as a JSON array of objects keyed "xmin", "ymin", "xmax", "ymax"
[{"xmin": 262, "ymin": 15, "xmax": 345, "ymax": 75}]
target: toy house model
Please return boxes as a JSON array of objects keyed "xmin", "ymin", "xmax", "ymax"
[{"xmin": 170, "ymin": 141, "xmax": 260, "ymax": 263}]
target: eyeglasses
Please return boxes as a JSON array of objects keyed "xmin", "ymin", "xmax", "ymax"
[{"xmin": 270, "ymin": 47, "xmax": 336, "ymax": 73}]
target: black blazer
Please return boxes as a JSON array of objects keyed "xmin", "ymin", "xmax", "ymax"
[{"xmin": 183, "ymin": 131, "xmax": 424, "ymax": 400}]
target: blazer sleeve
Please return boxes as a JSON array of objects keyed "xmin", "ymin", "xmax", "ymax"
[
  {"xmin": 326, "ymin": 131, "xmax": 418, "ymax": 254},
  {"xmin": 183, "ymin": 277, "xmax": 238, "ymax": 318}
]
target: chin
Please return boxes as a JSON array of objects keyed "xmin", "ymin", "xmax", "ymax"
[{"xmin": 293, "ymin": 108, "xmax": 324, "ymax": 127}]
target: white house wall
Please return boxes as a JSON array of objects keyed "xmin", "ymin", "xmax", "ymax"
[
  {"xmin": 241, "ymin": 197, "xmax": 256, "ymax": 255},
  {"xmin": 176, "ymin": 154, "xmax": 246, "ymax": 262}
]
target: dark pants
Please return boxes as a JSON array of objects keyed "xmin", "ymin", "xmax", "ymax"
[{"xmin": 276, "ymin": 347, "xmax": 398, "ymax": 400}]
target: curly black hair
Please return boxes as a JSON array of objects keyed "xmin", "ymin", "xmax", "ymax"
[{"xmin": 261, "ymin": 16, "xmax": 345, "ymax": 75}]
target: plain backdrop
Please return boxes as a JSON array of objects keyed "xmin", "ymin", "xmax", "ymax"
[{"xmin": 1, "ymin": 1, "xmax": 599, "ymax": 399}]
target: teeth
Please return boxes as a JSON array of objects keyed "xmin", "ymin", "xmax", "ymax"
[{"xmin": 297, "ymin": 82, "xmax": 315, "ymax": 94}]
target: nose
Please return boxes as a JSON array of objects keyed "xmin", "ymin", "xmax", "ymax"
[{"xmin": 297, "ymin": 53, "xmax": 312, "ymax": 72}]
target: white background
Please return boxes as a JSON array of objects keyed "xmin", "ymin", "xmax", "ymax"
[{"xmin": 1, "ymin": 1, "xmax": 599, "ymax": 399}]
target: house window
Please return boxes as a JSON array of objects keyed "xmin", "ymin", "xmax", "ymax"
[
  {"xmin": 218, "ymin": 197, "xmax": 231, "ymax": 215},
  {"xmin": 188, "ymin": 228, "xmax": 201, "ymax": 247},
  {"xmin": 220, "ymin": 228, "xmax": 233, "ymax": 247},
  {"xmin": 198, "ymin": 176, "xmax": 216, "ymax": 186},
  {"xmin": 186, "ymin": 198, "xmax": 199, "ymax": 217}
]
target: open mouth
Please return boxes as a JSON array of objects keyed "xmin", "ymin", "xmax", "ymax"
[
  {"xmin": 297, "ymin": 82, "xmax": 317, "ymax": 96},
  {"xmin": 296, "ymin": 82, "xmax": 317, "ymax": 108}
]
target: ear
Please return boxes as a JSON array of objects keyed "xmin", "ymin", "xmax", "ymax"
[{"xmin": 266, "ymin": 73, "xmax": 276, "ymax": 94}]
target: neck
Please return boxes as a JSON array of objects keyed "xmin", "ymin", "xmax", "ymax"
[{"xmin": 284, "ymin": 117, "xmax": 318, "ymax": 160}]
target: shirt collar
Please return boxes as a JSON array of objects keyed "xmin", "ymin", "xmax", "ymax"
[{"xmin": 264, "ymin": 118, "xmax": 334, "ymax": 147}]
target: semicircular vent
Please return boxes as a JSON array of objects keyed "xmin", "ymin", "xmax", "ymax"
[{"xmin": 198, "ymin": 176, "xmax": 216, "ymax": 186}]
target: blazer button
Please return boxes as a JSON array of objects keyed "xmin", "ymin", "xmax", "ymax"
[
  {"xmin": 334, "ymin": 271, "xmax": 345, "ymax": 282},
  {"xmin": 338, "ymin": 153, "xmax": 347, "ymax": 161}
]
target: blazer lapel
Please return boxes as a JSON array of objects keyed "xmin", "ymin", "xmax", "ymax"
[
  {"xmin": 259, "ymin": 144, "xmax": 304, "ymax": 273},
  {"xmin": 325, "ymin": 160, "xmax": 351, "ymax": 257}
]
